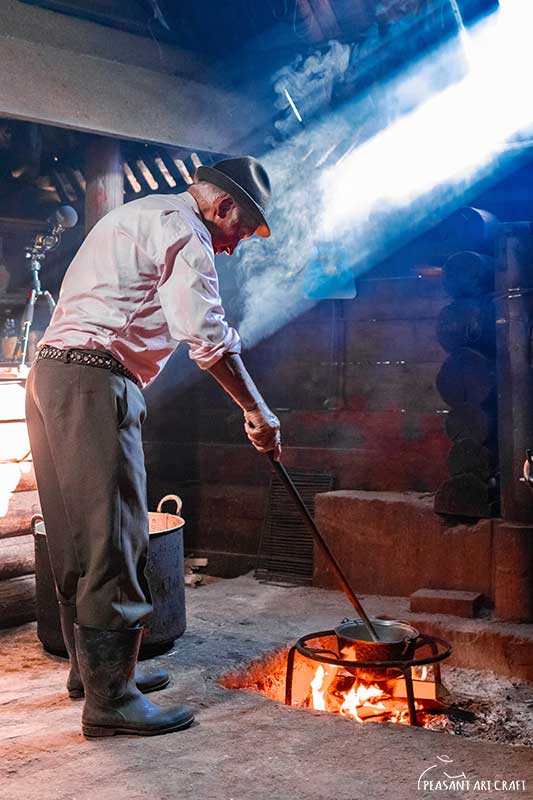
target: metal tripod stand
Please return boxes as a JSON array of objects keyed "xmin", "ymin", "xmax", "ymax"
[
  {"xmin": 14, "ymin": 206, "xmax": 78, "ymax": 370},
  {"xmin": 15, "ymin": 245, "xmax": 57, "ymax": 369}
]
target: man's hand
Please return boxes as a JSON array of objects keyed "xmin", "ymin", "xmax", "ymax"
[{"xmin": 244, "ymin": 404, "xmax": 281, "ymax": 461}]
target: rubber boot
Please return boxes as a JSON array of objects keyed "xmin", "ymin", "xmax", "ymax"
[
  {"xmin": 74, "ymin": 623, "xmax": 194, "ymax": 737},
  {"xmin": 59, "ymin": 605, "xmax": 169, "ymax": 699}
]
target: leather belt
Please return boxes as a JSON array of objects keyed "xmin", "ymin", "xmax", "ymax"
[{"xmin": 35, "ymin": 345, "xmax": 140, "ymax": 387}]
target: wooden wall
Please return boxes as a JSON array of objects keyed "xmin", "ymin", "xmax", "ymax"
[
  {"xmin": 143, "ymin": 259, "xmax": 450, "ymax": 577},
  {"xmin": 143, "ymin": 161, "xmax": 533, "ymax": 577}
]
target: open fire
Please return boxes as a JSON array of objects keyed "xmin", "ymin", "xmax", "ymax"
[
  {"xmin": 220, "ymin": 625, "xmax": 533, "ymax": 745},
  {"xmin": 308, "ymin": 660, "xmax": 430, "ymax": 725},
  {"xmin": 220, "ymin": 627, "xmax": 452, "ymax": 729},
  {"xmin": 283, "ymin": 629, "xmax": 452, "ymax": 727}
]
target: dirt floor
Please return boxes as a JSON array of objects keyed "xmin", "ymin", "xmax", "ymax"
[{"xmin": 1, "ymin": 576, "xmax": 532, "ymax": 800}]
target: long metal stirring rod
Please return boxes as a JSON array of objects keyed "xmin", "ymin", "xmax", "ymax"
[{"xmin": 267, "ymin": 452, "xmax": 380, "ymax": 642}]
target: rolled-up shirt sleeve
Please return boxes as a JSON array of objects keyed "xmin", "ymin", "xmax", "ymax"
[{"xmin": 156, "ymin": 223, "xmax": 241, "ymax": 370}]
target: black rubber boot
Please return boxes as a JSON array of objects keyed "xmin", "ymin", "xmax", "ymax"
[
  {"xmin": 74, "ymin": 623, "xmax": 194, "ymax": 737},
  {"xmin": 59, "ymin": 605, "xmax": 169, "ymax": 699},
  {"xmin": 58, "ymin": 604, "xmax": 86, "ymax": 699}
]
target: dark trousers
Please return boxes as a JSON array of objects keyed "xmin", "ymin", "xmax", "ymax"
[{"xmin": 25, "ymin": 358, "xmax": 153, "ymax": 628}]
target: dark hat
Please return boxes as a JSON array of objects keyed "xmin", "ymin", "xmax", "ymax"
[{"xmin": 194, "ymin": 156, "xmax": 271, "ymax": 238}]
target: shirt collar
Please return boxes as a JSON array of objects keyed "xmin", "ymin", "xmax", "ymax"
[
  {"xmin": 178, "ymin": 191, "xmax": 202, "ymax": 218},
  {"xmin": 177, "ymin": 191, "xmax": 213, "ymax": 247}
]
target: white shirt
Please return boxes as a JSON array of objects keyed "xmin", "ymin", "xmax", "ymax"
[{"xmin": 40, "ymin": 192, "xmax": 241, "ymax": 388}]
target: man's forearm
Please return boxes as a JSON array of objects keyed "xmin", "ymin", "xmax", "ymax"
[
  {"xmin": 208, "ymin": 352, "xmax": 281, "ymax": 459},
  {"xmin": 207, "ymin": 353, "xmax": 266, "ymax": 411}
]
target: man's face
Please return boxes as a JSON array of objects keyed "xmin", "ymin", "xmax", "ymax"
[{"xmin": 210, "ymin": 196, "xmax": 257, "ymax": 256}]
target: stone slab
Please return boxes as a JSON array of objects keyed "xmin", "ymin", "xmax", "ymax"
[{"xmin": 410, "ymin": 588, "xmax": 484, "ymax": 617}]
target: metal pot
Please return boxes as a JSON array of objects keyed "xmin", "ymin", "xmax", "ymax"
[
  {"xmin": 32, "ymin": 494, "xmax": 187, "ymax": 659},
  {"xmin": 335, "ymin": 618, "xmax": 420, "ymax": 663}
]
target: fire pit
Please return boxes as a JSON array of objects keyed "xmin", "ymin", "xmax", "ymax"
[
  {"xmin": 285, "ymin": 627, "xmax": 452, "ymax": 726},
  {"xmin": 220, "ymin": 622, "xmax": 453, "ymax": 728},
  {"xmin": 258, "ymin": 459, "xmax": 453, "ymax": 725}
]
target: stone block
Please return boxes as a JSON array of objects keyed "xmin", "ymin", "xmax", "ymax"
[
  {"xmin": 314, "ymin": 490, "xmax": 494, "ymax": 599},
  {"xmin": 409, "ymin": 588, "xmax": 484, "ymax": 617}
]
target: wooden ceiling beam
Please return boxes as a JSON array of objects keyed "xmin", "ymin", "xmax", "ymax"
[{"xmin": 0, "ymin": 6, "xmax": 262, "ymax": 154}]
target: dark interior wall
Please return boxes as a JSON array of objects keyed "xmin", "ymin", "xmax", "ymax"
[
  {"xmin": 143, "ymin": 255, "xmax": 450, "ymax": 577},
  {"xmin": 142, "ymin": 156, "xmax": 533, "ymax": 578}
]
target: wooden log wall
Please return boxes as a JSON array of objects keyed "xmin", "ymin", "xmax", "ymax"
[
  {"xmin": 0, "ymin": 377, "xmax": 39, "ymax": 628},
  {"xmin": 146, "ymin": 201, "xmax": 533, "ymax": 576},
  {"xmin": 434, "ymin": 209, "xmax": 500, "ymax": 518}
]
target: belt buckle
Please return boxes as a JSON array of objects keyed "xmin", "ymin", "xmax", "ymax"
[{"xmin": 64, "ymin": 348, "xmax": 76, "ymax": 364}]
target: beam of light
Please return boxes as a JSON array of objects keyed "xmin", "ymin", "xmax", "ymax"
[
  {"xmin": 283, "ymin": 88, "xmax": 303, "ymax": 123},
  {"xmin": 321, "ymin": 0, "xmax": 533, "ymax": 246},
  {"xmin": 232, "ymin": 0, "xmax": 533, "ymax": 350}
]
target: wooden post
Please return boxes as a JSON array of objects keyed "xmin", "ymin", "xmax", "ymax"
[
  {"xmin": 495, "ymin": 223, "xmax": 533, "ymax": 523},
  {"xmin": 85, "ymin": 137, "xmax": 123, "ymax": 234},
  {"xmin": 494, "ymin": 522, "xmax": 533, "ymax": 621}
]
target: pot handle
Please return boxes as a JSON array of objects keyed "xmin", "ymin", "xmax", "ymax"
[
  {"xmin": 156, "ymin": 494, "xmax": 182, "ymax": 515},
  {"xmin": 31, "ymin": 513, "xmax": 44, "ymax": 535},
  {"xmin": 402, "ymin": 633, "xmax": 423, "ymax": 658}
]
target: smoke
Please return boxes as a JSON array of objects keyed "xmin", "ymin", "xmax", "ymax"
[
  {"xmin": 235, "ymin": 114, "xmax": 355, "ymax": 347},
  {"xmin": 271, "ymin": 40, "xmax": 351, "ymax": 139},
  {"xmin": 235, "ymin": 26, "xmax": 464, "ymax": 348},
  {"xmin": 234, "ymin": 41, "xmax": 355, "ymax": 347},
  {"xmin": 235, "ymin": 0, "xmax": 530, "ymax": 351}
]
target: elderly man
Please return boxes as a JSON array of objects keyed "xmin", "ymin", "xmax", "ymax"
[{"xmin": 25, "ymin": 156, "xmax": 281, "ymax": 738}]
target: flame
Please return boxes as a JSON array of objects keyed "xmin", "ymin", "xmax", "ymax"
[
  {"xmin": 339, "ymin": 683, "xmax": 386, "ymax": 723},
  {"xmin": 307, "ymin": 664, "xmax": 423, "ymax": 726},
  {"xmin": 310, "ymin": 665, "xmax": 327, "ymax": 710},
  {"xmin": 413, "ymin": 664, "xmax": 430, "ymax": 681},
  {"xmin": 310, "ymin": 664, "xmax": 341, "ymax": 711}
]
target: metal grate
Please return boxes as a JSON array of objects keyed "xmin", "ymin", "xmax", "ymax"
[{"xmin": 255, "ymin": 468, "xmax": 334, "ymax": 586}]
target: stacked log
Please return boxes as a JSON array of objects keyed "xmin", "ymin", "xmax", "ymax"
[
  {"xmin": 434, "ymin": 209, "xmax": 499, "ymax": 518},
  {"xmin": 0, "ymin": 376, "xmax": 39, "ymax": 628}
]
